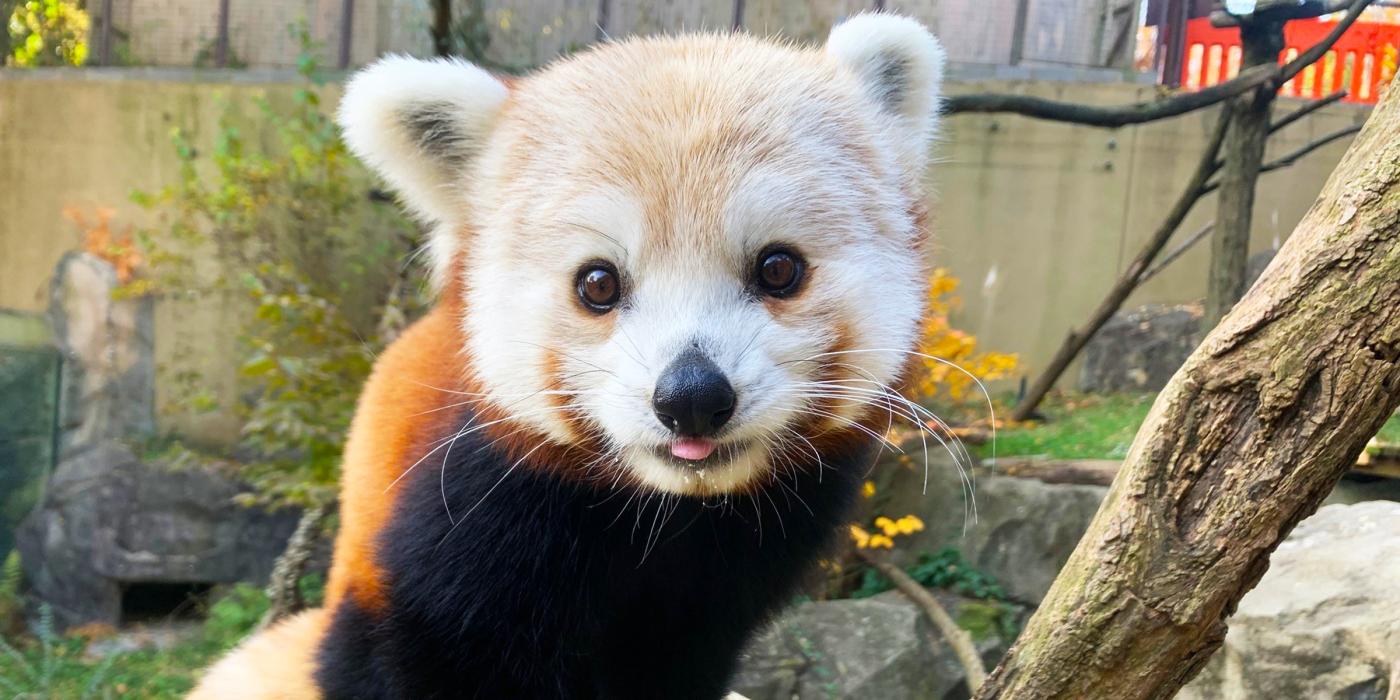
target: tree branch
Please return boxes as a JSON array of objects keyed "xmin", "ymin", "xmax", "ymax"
[
  {"xmin": 944, "ymin": 0, "xmax": 1372, "ymax": 128},
  {"xmin": 854, "ymin": 548, "xmax": 988, "ymax": 692},
  {"xmin": 1140, "ymin": 221, "xmax": 1216, "ymax": 284},
  {"xmin": 942, "ymin": 65, "xmax": 1277, "ymax": 128},
  {"xmin": 1011, "ymin": 111, "xmax": 1232, "ymax": 422},
  {"xmin": 976, "ymin": 72, "xmax": 1400, "ymax": 700},
  {"xmin": 1269, "ymin": 90, "xmax": 1348, "ymax": 134},
  {"xmin": 1277, "ymin": 0, "xmax": 1376, "ymax": 84},
  {"xmin": 1199, "ymin": 123, "xmax": 1362, "ymax": 195},
  {"xmin": 258, "ymin": 500, "xmax": 334, "ymax": 631}
]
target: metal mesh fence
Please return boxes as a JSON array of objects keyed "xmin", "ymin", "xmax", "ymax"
[{"xmin": 73, "ymin": 0, "xmax": 1142, "ymax": 71}]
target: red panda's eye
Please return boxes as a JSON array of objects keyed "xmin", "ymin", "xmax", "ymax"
[
  {"xmin": 755, "ymin": 248, "xmax": 805, "ymax": 298},
  {"xmin": 577, "ymin": 264, "xmax": 621, "ymax": 313}
]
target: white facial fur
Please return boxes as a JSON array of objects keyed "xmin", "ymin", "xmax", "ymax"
[{"xmin": 340, "ymin": 14, "xmax": 945, "ymax": 496}]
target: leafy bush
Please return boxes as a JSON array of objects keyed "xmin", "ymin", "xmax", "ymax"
[
  {"xmin": 907, "ymin": 269, "xmax": 1018, "ymax": 408},
  {"xmin": 6, "ymin": 0, "xmax": 88, "ymax": 66},
  {"xmin": 130, "ymin": 26, "xmax": 427, "ymax": 506}
]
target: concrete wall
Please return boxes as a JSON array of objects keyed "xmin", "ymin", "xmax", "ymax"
[{"xmin": 0, "ymin": 70, "xmax": 1369, "ymax": 440}]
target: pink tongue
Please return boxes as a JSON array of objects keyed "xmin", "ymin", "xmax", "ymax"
[{"xmin": 671, "ymin": 437, "xmax": 717, "ymax": 461}]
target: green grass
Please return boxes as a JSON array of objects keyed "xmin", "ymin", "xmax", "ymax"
[
  {"xmin": 982, "ymin": 392, "xmax": 1400, "ymax": 461},
  {"xmin": 0, "ymin": 584, "xmax": 271, "ymax": 699},
  {"xmin": 982, "ymin": 393, "xmax": 1158, "ymax": 461}
]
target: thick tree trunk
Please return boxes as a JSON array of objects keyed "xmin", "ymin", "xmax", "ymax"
[
  {"xmin": 976, "ymin": 73, "xmax": 1400, "ymax": 700},
  {"xmin": 1206, "ymin": 21, "xmax": 1284, "ymax": 325}
]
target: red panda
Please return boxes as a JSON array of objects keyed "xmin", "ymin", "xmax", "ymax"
[{"xmin": 190, "ymin": 13, "xmax": 944, "ymax": 699}]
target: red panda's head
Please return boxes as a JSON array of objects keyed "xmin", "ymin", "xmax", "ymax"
[{"xmin": 339, "ymin": 14, "xmax": 945, "ymax": 497}]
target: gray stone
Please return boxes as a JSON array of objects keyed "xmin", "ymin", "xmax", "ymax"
[
  {"xmin": 48, "ymin": 252, "xmax": 156, "ymax": 459},
  {"xmin": 1180, "ymin": 502, "xmax": 1400, "ymax": 700},
  {"xmin": 15, "ymin": 441, "xmax": 300, "ymax": 629},
  {"xmin": 874, "ymin": 453, "xmax": 1107, "ymax": 605},
  {"xmin": 732, "ymin": 591, "xmax": 1016, "ymax": 700},
  {"xmin": 1079, "ymin": 303, "xmax": 1203, "ymax": 394}
]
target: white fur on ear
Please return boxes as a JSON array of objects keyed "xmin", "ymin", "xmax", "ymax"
[
  {"xmin": 827, "ymin": 13, "xmax": 946, "ymax": 173},
  {"xmin": 338, "ymin": 55, "xmax": 508, "ymax": 285}
]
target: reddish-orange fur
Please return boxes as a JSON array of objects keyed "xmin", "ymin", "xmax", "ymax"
[{"xmin": 323, "ymin": 304, "xmax": 471, "ymax": 613}]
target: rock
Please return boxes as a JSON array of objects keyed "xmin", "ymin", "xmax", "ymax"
[
  {"xmin": 48, "ymin": 252, "xmax": 156, "ymax": 459},
  {"xmin": 1180, "ymin": 502, "xmax": 1400, "ymax": 699},
  {"xmin": 15, "ymin": 441, "xmax": 300, "ymax": 629},
  {"xmin": 732, "ymin": 591, "xmax": 1017, "ymax": 700},
  {"xmin": 874, "ymin": 453, "xmax": 1107, "ymax": 605},
  {"xmin": 1079, "ymin": 303, "xmax": 1203, "ymax": 393}
]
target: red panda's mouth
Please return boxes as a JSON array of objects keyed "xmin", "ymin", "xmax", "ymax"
[{"xmin": 649, "ymin": 438, "xmax": 756, "ymax": 471}]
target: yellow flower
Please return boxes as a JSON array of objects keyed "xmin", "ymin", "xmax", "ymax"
[
  {"xmin": 895, "ymin": 515, "xmax": 925, "ymax": 534},
  {"xmin": 874, "ymin": 516, "xmax": 899, "ymax": 537},
  {"xmin": 861, "ymin": 481, "xmax": 876, "ymax": 498},
  {"xmin": 849, "ymin": 525, "xmax": 872, "ymax": 549},
  {"xmin": 868, "ymin": 534, "xmax": 895, "ymax": 549}
]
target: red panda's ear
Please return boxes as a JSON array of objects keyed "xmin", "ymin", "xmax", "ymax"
[
  {"xmin": 827, "ymin": 14, "xmax": 945, "ymax": 175},
  {"xmin": 338, "ymin": 56, "xmax": 508, "ymax": 286}
]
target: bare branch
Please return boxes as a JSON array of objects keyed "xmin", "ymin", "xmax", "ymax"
[
  {"xmin": 1269, "ymin": 90, "xmax": 1348, "ymax": 134},
  {"xmin": 258, "ymin": 500, "xmax": 334, "ymax": 631},
  {"xmin": 854, "ymin": 548, "xmax": 988, "ymax": 692},
  {"xmin": 1199, "ymin": 123, "xmax": 1362, "ymax": 195},
  {"xmin": 1261, "ymin": 124, "xmax": 1364, "ymax": 172},
  {"xmin": 1011, "ymin": 111, "xmax": 1232, "ymax": 422},
  {"xmin": 942, "ymin": 65, "xmax": 1277, "ymax": 128},
  {"xmin": 1278, "ymin": 0, "xmax": 1376, "ymax": 83},
  {"xmin": 1141, "ymin": 221, "xmax": 1216, "ymax": 283},
  {"xmin": 944, "ymin": 0, "xmax": 1372, "ymax": 128}
]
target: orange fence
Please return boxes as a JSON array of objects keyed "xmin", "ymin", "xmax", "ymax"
[{"xmin": 1182, "ymin": 17, "xmax": 1399, "ymax": 103}]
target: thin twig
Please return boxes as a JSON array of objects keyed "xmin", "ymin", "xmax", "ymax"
[
  {"xmin": 1200, "ymin": 124, "xmax": 1362, "ymax": 195},
  {"xmin": 854, "ymin": 548, "xmax": 988, "ymax": 692},
  {"xmin": 1141, "ymin": 221, "xmax": 1216, "ymax": 284},
  {"xmin": 1269, "ymin": 90, "xmax": 1347, "ymax": 134}
]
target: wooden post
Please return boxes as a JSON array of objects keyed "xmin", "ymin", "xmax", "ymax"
[
  {"xmin": 1009, "ymin": 0, "xmax": 1032, "ymax": 65},
  {"xmin": 214, "ymin": 0, "xmax": 232, "ymax": 68},
  {"xmin": 338, "ymin": 0, "xmax": 354, "ymax": 69}
]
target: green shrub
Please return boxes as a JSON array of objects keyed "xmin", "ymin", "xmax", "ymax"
[{"xmin": 130, "ymin": 25, "xmax": 427, "ymax": 507}]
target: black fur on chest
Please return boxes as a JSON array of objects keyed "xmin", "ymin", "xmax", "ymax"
[{"xmin": 316, "ymin": 409, "xmax": 872, "ymax": 699}]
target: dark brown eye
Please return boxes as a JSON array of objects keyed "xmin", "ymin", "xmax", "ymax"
[
  {"xmin": 577, "ymin": 263, "xmax": 621, "ymax": 312},
  {"xmin": 755, "ymin": 248, "xmax": 805, "ymax": 297}
]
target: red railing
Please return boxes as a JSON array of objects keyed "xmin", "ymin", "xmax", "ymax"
[{"xmin": 1182, "ymin": 17, "xmax": 1400, "ymax": 103}]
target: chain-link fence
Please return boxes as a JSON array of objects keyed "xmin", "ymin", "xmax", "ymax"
[{"xmin": 68, "ymin": 0, "xmax": 1143, "ymax": 71}]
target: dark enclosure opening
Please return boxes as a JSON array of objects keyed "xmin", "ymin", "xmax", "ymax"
[{"xmin": 119, "ymin": 582, "xmax": 214, "ymax": 624}]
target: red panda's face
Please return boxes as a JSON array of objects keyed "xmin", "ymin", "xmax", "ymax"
[{"xmin": 340, "ymin": 15, "xmax": 945, "ymax": 496}]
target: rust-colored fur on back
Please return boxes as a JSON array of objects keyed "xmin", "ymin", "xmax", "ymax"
[{"xmin": 324, "ymin": 305, "xmax": 469, "ymax": 614}]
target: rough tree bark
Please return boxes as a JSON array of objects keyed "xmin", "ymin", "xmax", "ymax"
[
  {"xmin": 1206, "ymin": 20, "xmax": 1285, "ymax": 326},
  {"xmin": 975, "ymin": 74, "xmax": 1400, "ymax": 700}
]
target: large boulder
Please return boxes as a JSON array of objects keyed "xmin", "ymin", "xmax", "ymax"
[
  {"xmin": 1079, "ymin": 303, "xmax": 1203, "ymax": 394},
  {"xmin": 732, "ymin": 591, "xmax": 1019, "ymax": 700},
  {"xmin": 1180, "ymin": 502, "xmax": 1400, "ymax": 699},
  {"xmin": 48, "ymin": 252, "xmax": 156, "ymax": 458},
  {"xmin": 15, "ymin": 442, "xmax": 300, "ymax": 629}
]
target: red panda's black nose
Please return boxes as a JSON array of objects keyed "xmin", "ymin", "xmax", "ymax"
[{"xmin": 652, "ymin": 348, "xmax": 736, "ymax": 437}]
